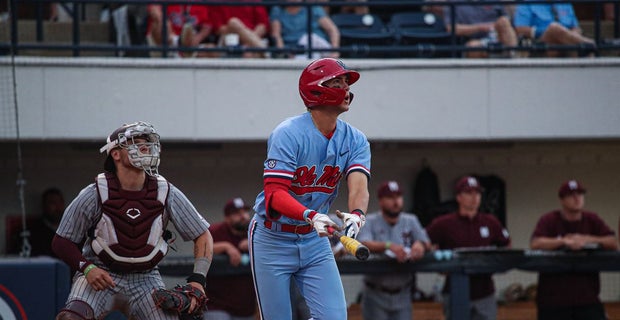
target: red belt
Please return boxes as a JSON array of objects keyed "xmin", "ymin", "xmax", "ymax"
[{"xmin": 263, "ymin": 220, "xmax": 313, "ymax": 234}]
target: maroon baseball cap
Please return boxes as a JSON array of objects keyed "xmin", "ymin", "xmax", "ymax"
[
  {"xmin": 558, "ymin": 180, "xmax": 586, "ymax": 198},
  {"xmin": 454, "ymin": 176, "xmax": 483, "ymax": 194},
  {"xmin": 224, "ymin": 197, "xmax": 251, "ymax": 216},
  {"xmin": 377, "ymin": 181, "xmax": 402, "ymax": 198}
]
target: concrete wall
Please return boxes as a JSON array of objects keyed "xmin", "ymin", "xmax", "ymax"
[{"xmin": 1, "ymin": 57, "xmax": 620, "ymax": 141}]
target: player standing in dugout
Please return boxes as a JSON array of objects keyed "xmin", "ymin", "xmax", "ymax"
[{"xmin": 249, "ymin": 58, "xmax": 371, "ymax": 320}]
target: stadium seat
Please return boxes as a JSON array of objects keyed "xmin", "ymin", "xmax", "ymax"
[
  {"xmin": 330, "ymin": 13, "xmax": 397, "ymax": 58},
  {"xmin": 389, "ymin": 12, "xmax": 452, "ymax": 57},
  {"xmin": 368, "ymin": 0, "xmax": 422, "ymax": 24}
]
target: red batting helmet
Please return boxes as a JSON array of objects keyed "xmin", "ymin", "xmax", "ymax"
[{"xmin": 299, "ymin": 58, "xmax": 360, "ymax": 108}]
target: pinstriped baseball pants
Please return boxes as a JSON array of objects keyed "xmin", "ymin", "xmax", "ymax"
[{"xmin": 64, "ymin": 268, "xmax": 177, "ymax": 320}]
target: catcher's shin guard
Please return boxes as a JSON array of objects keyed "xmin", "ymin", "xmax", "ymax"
[{"xmin": 56, "ymin": 300, "xmax": 95, "ymax": 320}]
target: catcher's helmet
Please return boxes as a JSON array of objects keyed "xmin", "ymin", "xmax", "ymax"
[
  {"xmin": 299, "ymin": 58, "xmax": 360, "ymax": 108},
  {"xmin": 100, "ymin": 121, "xmax": 161, "ymax": 176}
]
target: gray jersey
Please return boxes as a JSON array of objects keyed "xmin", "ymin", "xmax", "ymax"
[
  {"xmin": 56, "ymin": 177, "xmax": 210, "ymax": 267},
  {"xmin": 358, "ymin": 212, "xmax": 429, "ymax": 287},
  {"xmin": 56, "ymin": 175, "xmax": 210, "ymax": 319}
]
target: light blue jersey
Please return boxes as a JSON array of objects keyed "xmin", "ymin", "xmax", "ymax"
[
  {"xmin": 254, "ymin": 112, "xmax": 371, "ymax": 223},
  {"xmin": 250, "ymin": 111, "xmax": 371, "ymax": 320}
]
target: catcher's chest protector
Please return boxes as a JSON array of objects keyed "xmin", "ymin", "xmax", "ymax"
[{"xmin": 92, "ymin": 172, "xmax": 169, "ymax": 272}]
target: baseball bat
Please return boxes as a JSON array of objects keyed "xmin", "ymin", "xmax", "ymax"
[{"xmin": 327, "ymin": 226, "xmax": 369, "ymax": 260}]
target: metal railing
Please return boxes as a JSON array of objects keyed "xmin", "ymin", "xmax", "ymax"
[
  {"xmin": 159, "ymin": 250, "xmax": 620, "ymax": 320},
  {"xmin": 1, "ymin": 0, "xmax": 619, "ymax": 58}
]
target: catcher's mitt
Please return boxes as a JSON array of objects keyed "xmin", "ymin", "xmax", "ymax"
[{"xmin": 152, "ymin": 284, "xmax": 208, "ymax": 319}]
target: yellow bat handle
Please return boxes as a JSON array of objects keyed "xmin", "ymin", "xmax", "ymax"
[{"xmin": 328, "ymin": 227, "xmax": 369, "ymax": 260}]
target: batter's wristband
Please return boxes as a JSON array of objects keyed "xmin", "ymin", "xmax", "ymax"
[
  {"xmin": 187, "ymin": 273, "xmax": 206, "ymax": 288},
  {"xmin": 83, "ymin": 264, "xmax": 97, "ymax": 277},
  {"xmin": 351, "ymin": 209, "xmax": 365, "ymax": 216},
  {"xmin": 303, "ymin": 209, "xmax": 317, "ymax": 221}
]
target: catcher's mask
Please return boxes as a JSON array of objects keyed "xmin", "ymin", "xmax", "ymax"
[
  {"xmin": 299, "ymin": 58, "xmax": 360, "ymax": 108},
  {"xmin": 100, "ymin": 121, "xmax": 161, "ymax": 176}
]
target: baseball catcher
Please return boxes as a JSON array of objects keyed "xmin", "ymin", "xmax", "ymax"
[{"xmin": 52, "ymin": 121, "xmax": 214, "ymax": 320}]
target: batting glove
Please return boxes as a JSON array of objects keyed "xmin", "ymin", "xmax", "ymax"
[
  {"xmin": 304, "ymin": 210, "xmax": 339, "ymax": 237},
  {"xmin": 336, "ymin": 210, "xmax": 366, "ymax": 239}
]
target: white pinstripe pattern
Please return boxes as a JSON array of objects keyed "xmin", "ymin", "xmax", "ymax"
[
  {"xmin": 57, "ymin": 174, "xmax": 211, "ymax": 319},
  {"xmin": 56, "ymin": 179, "xmax": 210, "ymax": 263},
  {"xmin": 65, "ymin": 269, "xmax": 177, "ymax": 319}
]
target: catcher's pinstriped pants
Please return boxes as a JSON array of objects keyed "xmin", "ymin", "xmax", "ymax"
[{"xmin": 64, "ymin": 268, "xmax": 177, "ymax": 320}]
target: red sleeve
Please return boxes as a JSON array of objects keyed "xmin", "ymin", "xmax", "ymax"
[
  {"xmin": 264, "ymin": 177, "xmax": 308, "ymax": 221},
  {"xmin": 52, "ymin": 234, "xmax": 93, "ymax": 273}
]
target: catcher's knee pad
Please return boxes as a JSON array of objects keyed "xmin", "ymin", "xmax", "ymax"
[{"xmin": 55, "ymin": 300, "xmax": 95, "ymax": 320}]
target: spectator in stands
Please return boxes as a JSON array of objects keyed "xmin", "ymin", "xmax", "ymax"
[
  {"xmin": 338, "ymin": 1, "xmax": 369, "ymax": 15},
  {"xmin": 7, "ymin": 187, "xmax": 65, "ymax": 257},
  {"xmin": 308, "ymin": 0, "xmax": 368, "ymax": 15},
  {"xmin": 209, "ymin": 0, "xmax": 270, "ymax": 58},
  {"xmin": 367, "ymin": 1, "xmax": 418, "ymax": 24},
  {"xmin": 205, "ymin": 197, "xmax": 256, "ymax": 319},
  {"xmin": 270, "ymin": 0, "xmax": 340, "ymax": 59},
  {"xmin": 357, "ymin": 181, "xmax": 430, "ymax": 320},
  {"xmin": 531, "ymin": 179, "xmax": 618, "ymax": 320},
  {"xmin": 443, "ymin": 1, "xmax": 518, "ymax": 58},
  {"xmin": 604, "ymin": 4, "xmax": 615, "ymax": 20},
  {"xmin": 426, "ymin": 176, "xmax": 511, "ymax": 320},
  {"xmin": 146, "ymin": 2, "xmax": 217, "ymax": 57},
  {"xmin": 422, "ymin": 0, "xmax": 446, "ymax": 19},
  {"xmin": 513, "ymin": 2, "xmax": 596, "ymax": 57}
]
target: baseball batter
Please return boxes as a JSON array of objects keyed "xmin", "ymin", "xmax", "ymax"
[
  {"xmin": 52, "ymin": 121, "xmax": 213, "ymax": 320},
  {"xmin": 249, "ymin": 58, "xmax": 371, "ymax": 320}
]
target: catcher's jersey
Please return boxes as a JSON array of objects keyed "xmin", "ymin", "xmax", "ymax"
[
  {"xmin": 254, "ymin": 112, "xmax": 371, "ymax": 224},
  {"xmin": 56, "ymin": 174, "xmax": 210, "ymax": 267}
]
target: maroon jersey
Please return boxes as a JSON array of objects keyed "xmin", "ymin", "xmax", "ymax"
[
  {"xmin": 426, "ymin": 212, "xmax": 510, "ymax": 300},
  {"xmin": 205, "ymin": 222, "xmax": 256, "ymax": 317},
  {"xmin": 532, "ymin": 210, "xmax": 615, "ymax": 308}
]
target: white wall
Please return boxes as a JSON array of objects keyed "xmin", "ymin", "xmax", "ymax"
[{"xmin": 1, "ymin": 57, "xmax": 620, "ymax": 141}]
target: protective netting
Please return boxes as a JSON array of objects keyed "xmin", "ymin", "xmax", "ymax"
[{"xmin": 0, "ymin": 47, "xmax": 30, "ymax": 256}]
